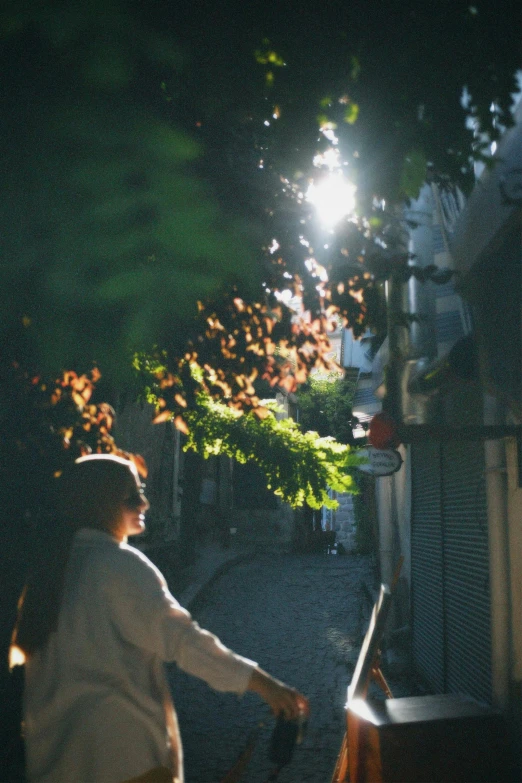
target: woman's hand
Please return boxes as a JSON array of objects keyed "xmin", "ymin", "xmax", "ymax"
[{"xmin": 247, "ymin": 667, "xmax": 310, "ymax": 721}]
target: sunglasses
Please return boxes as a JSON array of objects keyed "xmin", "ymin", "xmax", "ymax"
[{"xmin": 123, "ymin": 488, "xmax": 146, "ymax": 508}]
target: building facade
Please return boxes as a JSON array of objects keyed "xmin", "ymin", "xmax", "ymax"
[{"xmin": 348, "ymin": 98, "xmax": 521, "ymax": 772}]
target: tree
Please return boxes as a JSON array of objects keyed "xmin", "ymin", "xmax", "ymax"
[
  {"xmin": 2, "ymin": 1, "xmax": 518, "ymax": 411},
  {"xmin": 2, "ymin": 0, "xmax": 519, "ymax": 525},
  {"xmin": 148, "ymin": 0, "xmax": 519, "ymax": 423},
  {"xmin": 185, "ymin": 0, "xmax": 520, "ymax": 201},
  {"xmin": 1, "ymin": 0, "xmax": 518, "ymax": 572},
  {"xmin": 296, "ymin": 375, "xmax": 358, "ymax": 445},
  {"xmin": 183, "ymin": 395, "xmax": 360, "ymax": 509},
  {"xmin": 0, "ymin": 1, "xmax": 261, "ymax": 386}
]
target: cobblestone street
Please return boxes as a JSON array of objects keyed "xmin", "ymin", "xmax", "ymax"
[{"xmin": 168, "ymin": 552, "xmax": 379, "ymax": 783}]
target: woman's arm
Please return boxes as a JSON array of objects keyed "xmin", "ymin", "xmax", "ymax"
[
  {"xmin": 108, "ymin": 549, "xmax": 310, "ymax": 714},
  {"xmin": 247, "ymin": 667, "xmax": 309, "ymax": 720}
]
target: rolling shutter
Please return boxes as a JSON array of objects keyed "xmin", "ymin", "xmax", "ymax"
[
  {"xmin": 411, "ymin": 441, "xmax": 492, "ymax": 704},
  {"xmin": 441, "ymin": 441, "xmax": 491, "ymax": 702},
  {"xmin": 411, "ymin": 442, "xmax": 445, "ymax": 692}
]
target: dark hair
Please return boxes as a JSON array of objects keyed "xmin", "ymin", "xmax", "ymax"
[{"xmin": 12, "ymin": 455, "xmax": 138, "ymax": 658}]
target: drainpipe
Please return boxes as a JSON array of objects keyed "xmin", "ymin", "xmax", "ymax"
[
  {"xmin": 403, "ymin": 188, "xmax": 438, "ymax": 366},
  {"xmin": 484, "ymin": 394, "xmax": 511, "ymax": 710},
  {"xmin": 381, "ymin": 186, "xmax": 439, "ymax": 593},
  {"xmin": 385, "ymin": 185, "xmax": 440, "ymax": 424},
  {"xmin": 375, "ymin": 476, "xmax": 394, "ymax": 587}
]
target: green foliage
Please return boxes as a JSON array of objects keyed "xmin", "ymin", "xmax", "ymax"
[
  {"xmin": 4, "ymin": 0, "xmax": 511, "ymax": 423},
  {"xmin": 0, "ymin": 0, "xmax": 518, "ymax": 478},
  {"xmin": 188, "ymin": 1, "xmax": 519, "ymax": 207},
  {"xmin": 400, "ymin": 150, "xmax": 428, "ymax": 200},
  {"xmin": 343, "ymin": 103, "xmax": 359, "ymax": 126},
  {"xmin": 254, "ymin": 41, "xmax": 286, "ymax": 67},
  {"xmin": 352, "ymin": 471, "xmax": 377, "ymax": 555},
  {"xmin": 296, "ymin": 375, "xmax": 358, "ymax": 444},
  {"xmin": 0, "ymin": 1, "xmax": 260, "ymax": 386},
  {"xmin": 183, "ymin": 397, "xmax": 362, "ymax": 509}
]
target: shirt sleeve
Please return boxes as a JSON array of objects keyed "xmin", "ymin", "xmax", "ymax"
[{"xmin": 104, "ymin": 546, "xmax": 257, "ymax": 694}]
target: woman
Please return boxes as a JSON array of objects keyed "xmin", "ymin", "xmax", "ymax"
[{"xmin": 11, "ymin": 454, "xmax": 308, "ymax": 783}]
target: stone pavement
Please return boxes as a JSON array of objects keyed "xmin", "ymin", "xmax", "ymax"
[
  {"xmin": 178, "ymin": 542, "xmax": 256, "ymax": 612},
  {"xmin": 168, "ymin": 551, "xmax": 409, "ymax": 783}
]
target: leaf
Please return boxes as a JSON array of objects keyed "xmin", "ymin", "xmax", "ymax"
[
  {"xmin": 350, "ymin": 56, "xmax": 361, "ymax": 81},
  {"xmin": 173, "ymin": 415, "xmax": 189, "ymax": 434},
  {"xmin": 343, "ymin": 103, "xmax": 359, "ymax": 125},
  {"xmin": 174, "ymin": 393, "xmax": 187, "ymax": 408},
  {"xmin": 254, "ymin": 46, "xmax": 285, "ymax": 67},
  {"xmin": 251, "ymin": 406, "xmax": 270, "ymax": 419},
  {"xmin": 278, "ymin": 375, "xmax": 297, "ymax": 393},
  {"xmin": 128, "ymin": 453, "xmax": 148, "ymax": 478},
  {"xmin": 319, "ymin": 96, "xmax": 333, "ymax": 108},
  {"xmin": 400, "ymin": 149, "xmax": 427, "ymax": 199},
  {"xmin": 152, "ymin": 410, "xmax": 171, "ymax": 424}
]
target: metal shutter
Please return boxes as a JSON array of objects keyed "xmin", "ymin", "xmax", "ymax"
[
  {"xmin": 411, "ymin": 442, "xmax": 445, "ymax": 692},
  {"xmin": 441, "ymin": 441, "xmax": 492, "ymax": 703},
  {"xmin": 411, "ymin": 441, "xmax": 492, "ymax": 704}
]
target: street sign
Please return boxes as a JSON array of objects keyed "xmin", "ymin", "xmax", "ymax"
[{"xmin": 356, "ymin": 447, "xmax": 403, "ymax": 477}]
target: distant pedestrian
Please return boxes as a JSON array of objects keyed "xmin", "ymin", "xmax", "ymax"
[{"xmin": 10, "ymin": 454, "xmax": 309, "ymax": 783}]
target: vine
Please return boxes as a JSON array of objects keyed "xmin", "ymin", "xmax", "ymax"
[{"xmin": 183, "ymin": 397, "xmax": 363, "ymax": 509}]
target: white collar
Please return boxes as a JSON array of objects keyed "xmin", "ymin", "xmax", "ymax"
[{"xmin": 75, "ymin": 527, "xmax": 120, "ymax": 545}]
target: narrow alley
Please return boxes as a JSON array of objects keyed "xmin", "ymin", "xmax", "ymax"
[{"xmin": 169, "ymin": 552, "xmax": 377, "ymax": 783}]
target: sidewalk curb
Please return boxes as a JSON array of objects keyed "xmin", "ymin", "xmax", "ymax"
[{"xmin": 183, "ymin": 552, "xmax": 256, "ymax": 614}]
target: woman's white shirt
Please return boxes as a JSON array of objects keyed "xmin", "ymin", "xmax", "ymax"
[{"xmin": 24, "ymin": 528, "xmax": 257, "ymax": 783}]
